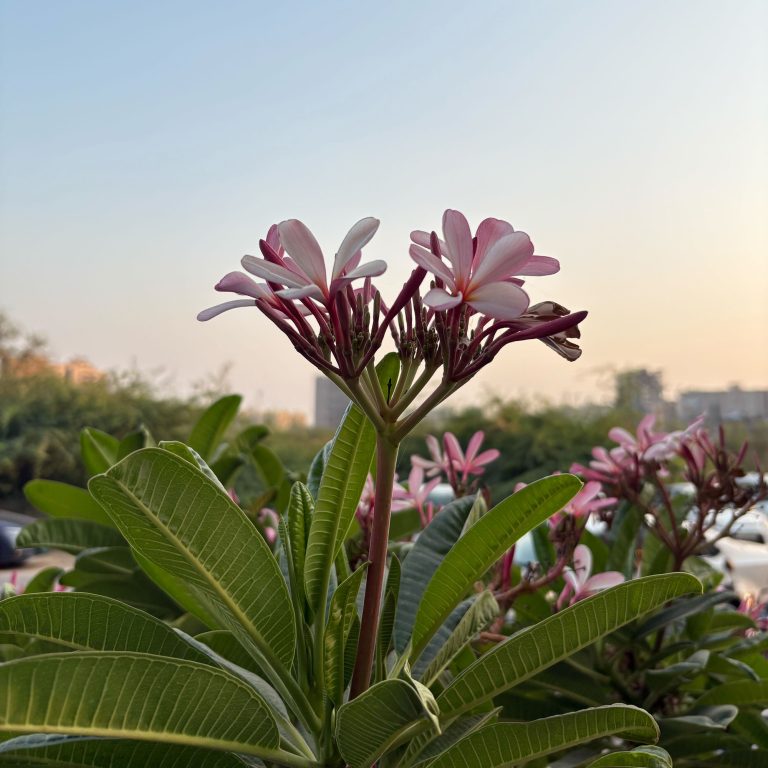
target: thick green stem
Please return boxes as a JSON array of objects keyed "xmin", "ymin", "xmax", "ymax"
[{"xmin": 349, "ymin": 433, "xmax": 400, "ymax": 698}]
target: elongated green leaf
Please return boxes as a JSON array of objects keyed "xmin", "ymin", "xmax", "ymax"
[
  {"xmin": 80, "ymin": 428, "xmax": 119, "ymax": 475},
  {"xmin": 633, "ymin": 590, "xmax": 736, "ymax": 638},
  {"xmin": 21, "ymin": 567, "xmax": 63, "ymax": 594},
  {"xmin": 394, "ymin": 496, "xmax": 477, "ymax": 654},
  {"xmin": 0, "ymin": 592, "xmax": 209, "ymax": 660},
  {"xmin": 88, "ymin": 449, "xmax": 295, "ymax": 671},
  {"xmin": 23, "ymin": 479, "xmax": 113, "ymax": 526},
  {"xmin": 117, "ymin": 425, "xmax": 153, "ymax": 459},
  {"xmin": 304, "ymin": 354, "xmax": 399, "ymax": 616},
  {"xmin": 17, "ymin": 519, "xmax": 124, "ymax": 554},
  {"xmin": 306, "ymin": 442, "xmax": 332, "ymax": 500},
  {"xmin": 697, "ymin": 679, "xmax": 768, "ymax": 707},
  {"xmin": 605, "ymin": 504, "xmax": 643, "ymax": 575},
  {"xmin": 587, "ymin": 746, "xmax": 672, "ymax": 768},
  {"xmin": 336, "ymin": 677, "xmax": 439, "ymax": 768},
  {"xmin": 158, "ymin": 440, "xmax": 226, "ymax": 489},
  {"xmin": 72, "ymin": 546, "xmax": 135, "ymax": 575},
  {"xmin": 427, "ymin": 705, "xmax": 659, "ymax": 768},
  {"xmin": 188, "ymin": 394, "xmax": 242, "ymax": 462},
  {"xmin": 414, "ymin": 591, "xmax": 499, "ymax": 686},
  {"xmin": 438, "ymin": 573, "xmax": 701, "ymax": 719},
  {"xmin": 0, "ymin": 652, "xmax": 290, "ymax": 762},
  {"xmin": 0, "ymin": 736, "xmax": 249, "ymax": 767},
  {"xmin": 325, "ymin": 566, "xmax": 367, "ymax": 705},
  {"xmin": 411, "ymin": 475, "xmax": 581, "ymax": 657},
  {"xmin": 287, "ymin": 482, "xmax": 312, "ymax": 605}
]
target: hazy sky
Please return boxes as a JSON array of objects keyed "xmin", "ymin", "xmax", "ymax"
[{"xmin": 1, "ymin": 0, "xmax": 766, "ymax": 416}]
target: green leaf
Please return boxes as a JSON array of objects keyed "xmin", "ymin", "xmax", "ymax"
[
  {"xmin": 303, "ymin": 350, "xmax": 401, "ymax": 619},
  {"xmin": 88, "ymin": 449, "xmax": 296, "ymax": 672},
  {"xmin": 80, "ymin": 427, "xmax": 119, "ymax": 475},
  {"xmin": 16, "ymin": 519, "xmax": 125, "ymax": 554},
  {"xmin": 21, "ymin": 567, "xmax": 63, "ymax": 594},
  {"xmin": 394, "ymin": 496, "xmax": 477, "ymax": 654},
  {"xmin": 411, "ymin": 475, "xmax": 581, "ymax": 657},
  {"xmin": 633, "ymin": 590, "xmax": 737, "ymax": 638},
  {"xmin": 427, "ymin": 705, "xmax": 659, "ymax": 768},
  {"xmin": 325, "ymin": 566, "xmax": 367, "ymax": 705},
  {"xmin": 116, "ymin": 425, "xmax": 153, "ymax": 459},
  {"xmin": 306, "ymin": 442, "xmax": 332, "ymax": 500},
  {"xmin": 335, "ymin": 677, "xmax": 439, "ymax": 768},
  {"xmin": 586, "ymin": 745, "xmax": 672, "ymax": 768},
  {"xmin": 23, "ymin": 479, "xmax": 113, "ymax": 526},
  {"xmin": 0, "ymin": 652, "xmax": 292, "ymax": 763},
  {"xmin": 389, "ymin": 508, "xmax": 421, "ymax": 541},
  {"xmin": 287, "ymin": 483, "xmax": 312, "ymax": 607},
  {"xmin": 0, "ymin": 592, "xmax": 210, "ymax": 660},
  {"xmin": 696, "ymin": 679, "xmax": 768, "ymax": 707},
  {"xmin": 72, "ymin": 545, "xmax": 135, "ymax": 575},
  {"xmin": 0, "ymin": 736, "xmax": 249, "ymax": 767},
  {"xmin": 437, "ymin": 573, "xmax": 701, "ymax": 719},
  {"xmin": 188, "ymin": 394, "xmax": 242, "ymax": 462},
  {"xmin": 414, "ymin": 591, "xmax": 499, "ymax": 686},
  {"xmin": 158, "ymin": 440, "xmax": 226, "ymax": 490}
]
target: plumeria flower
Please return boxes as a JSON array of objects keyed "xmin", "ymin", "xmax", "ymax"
[
  {"xmin": 556, "ymin": 545, "xmax": 624, "ymax": 609},
  {"xmin": 198, "ymin": 219, "xmax": 385, "ymax": 320},
  {"xmin": 257, "ymin": 507, "xmax": 280, "ymax": 546},
  {"xmin": 444, "ymin": 431, "xmax": 500, "ymax": 485},
  {"xmin": 411, "ymin": 435, "xmax": 450, "ymax": 478},
  {"xmin": 243, "ymin": 217, "xmax": 385, "ymax": 304},
  {"xmin": 409, "ymin": 209, "xmax": 559, "ymax": 320},
  {"xmin": 401, "ymin": 466, "xmax": 441, "ymax": 527},
  {"xmin": 548, "ymin": 480, "xmax": 617, "ymax": 529},
  {"xmin": 609, "ymin": 414, "xmax": 705, "ymax": 463}
]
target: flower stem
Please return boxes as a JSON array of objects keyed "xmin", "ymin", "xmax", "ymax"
[{"xmin": 349, "ymin": 432, "xmax": 399, "ymax": 698}]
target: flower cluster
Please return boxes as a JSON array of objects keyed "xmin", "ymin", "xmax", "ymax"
[{"xmin": 199, "ymin": 210, "xmax": 586, "ymax": 430}]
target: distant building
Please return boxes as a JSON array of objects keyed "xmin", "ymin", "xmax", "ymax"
[
  {"xmin": 314, "ymin": 377, "xmax": 350, "ymax": 429},
  {"xmin": 1, "ymin": 352, "xmax": 103, "ymax": 384},
  {"xmin": 678, "ymin": 387, "xmax": 768, "ymax": 423},
  {"xmin": 266, "ymin": 410, "xmax": 308, "ymax": 430}
]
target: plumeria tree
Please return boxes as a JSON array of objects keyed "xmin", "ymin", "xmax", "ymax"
[
  {"xmin": 0, "ymin": 211, "xmax": 704, "ymax": 768},
  {"xmin": 199, "ymin": 209, "xmax": 587, "ymax": 695}
]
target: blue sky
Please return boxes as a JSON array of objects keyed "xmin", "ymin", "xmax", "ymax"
[{"xmin": 1, "ymin": 0, "xmax": 766, "ymax": 415}]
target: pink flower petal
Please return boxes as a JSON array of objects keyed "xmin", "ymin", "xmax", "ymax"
[
  {"xmin": 410, "ymin": 230, "xmax": 449, "ymax": 254},
  {"xmin": 466, "ymin": 281, "xmax": 529, "ymax": 320},
  {"xmin": 215, "ymin": 272, "xmax": 271, "ymax": 299},
  {"xmin": 572, "ymin": 544, "xmax": 592, "ymax": 588},
  {"xmin": 442, "ymin": 209, "xmax": 473, "ymax": 287},
  {"xmin": 517, "ymin": 254, "xmax": 560, "ymax": 276},
  {"xmin": 423, "ymin": 287, "xmax": 463, "ymax": 311},
  {"xmin": 443, "ymin": 432, "xmax": 464, "ymax": 466},
  {"xmin": 278, "ymin": 219, "xmax": 328, "ymax": 291},
  {"xmin": 332, "ymin": 217, "xmax": 380, "ymax": 280},
  {"xmin": 474, "ymin": 218, "xmax": 515, "ymax": 265},
  {"xmin": 470, "ymin": 231, "xmax": 535, "ymax": 287},
  {"xmin": 409, "ymin": 244, "xmax": 457, "ymax": 288},
  {"xmin": 473, "ymin": 448, "xmax": 500, "ymax": 467},
  {"xmin": 583, "ymin": 572, "xmax": 625, "ymax": 591},
  {"xmin": 276, "ymin": 285, "xmax": 324, "ymax": 301},
  {"xmin": 197, "ymin": 299, "xmax": 255, "ymax": 321},
  {"xmin": 608, "ymin": 427, "xmax": 636, "ymax": 447},
  {"xmin": 265, "ymin": 224, "xmax": 282, "ymax": 255},
  {"xmin": 464, "ymin": 431, "xmax": 485, "ymax": 463},
  {"xmin": 341, "ymin": 259, "xmax": 387, "ymax": 281},
  {"xmin": 241, "ymin": 255, "xmax": 306, "ymax": 288}
]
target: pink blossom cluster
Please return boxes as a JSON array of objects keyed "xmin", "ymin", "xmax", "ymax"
[
  {"xmin": 411, "ymin": 430, "xmax": 500, "ymax": 495},
  {"xmin": 199, "ymin": 210, "xmax": 587, "ymax": 386}
]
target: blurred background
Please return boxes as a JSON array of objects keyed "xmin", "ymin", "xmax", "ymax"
[{"xmin": 1, "ymin": 0, "xmax": 766, "ymax": 510}]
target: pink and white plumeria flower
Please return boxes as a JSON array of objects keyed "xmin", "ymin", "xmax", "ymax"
[
  {"xmin": 411, "ymin": 435, "xmax": 450, "ymax": 478},
  {"xmin": 244, "ymin": 217, "xmax": 385, "ymax": 304},
  {"xmin": 608, "ymin": 414, "xmax": 704, "ymax": 464},
  {"xmin": 410, "ymin": 209, "xmax": 559, "ymax": 321},
  {"xmin": 556, "ymin": 545, "xmax": 624, "ymax": 609},
  {"xmin": 443, "ymin": 431, "xmax": 500, "ymax": 485},
  {"xmin": 198, "ymin": 218, "xmax": 386, "ymax": 320},
  {"xmin": 548, "ymin": 480, "xmax": 617, "ymax": 529},
  {"xmin": 402, "ymin": 466, "xmax": 441, "ymax": 527}
]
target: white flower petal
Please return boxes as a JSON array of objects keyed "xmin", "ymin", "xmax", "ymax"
[
  {"xmin": 197, "ymin": 299, "xmax": 255, "ymax": 321},
  {"xmin": 466, "ymin": 281, "xmax": 529, "ymax": 320},
  {"xmin": 442, "ymin": 209, "xmax": 473, "ymax": 287},
  {"xmin": 341, "ymin": 259, "xmax": 387, "ymax": 281},
  {"xmin": 241, "ymin": 255, "xmax": 306, "ymax": 288},
  {"xmin": 470, "ymin": 231, "xmax": 535, "ymax": 287},
  {"xmin": 423, "ymin": 287, "xmax": 463, "ymax": 311},
  {"xmin": 278, "ymin": 219, "xmax": 327, "ymax": 290},
  {"xmin": 276, "ymin": 285, "xmax": 324, "ymax": 301},
  {"xmin": 409, "ymin": 244, "xmax": 456, "ymax": 288},
  {"xmin": 332, "ymin": 217, "xmax": 380, "ymax": 280}
]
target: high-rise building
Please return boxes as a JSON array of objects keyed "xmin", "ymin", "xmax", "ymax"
[
  {"xmin": 314, "ymin": 377, "xmax": 350, "ymax": 429},
  {"xmin": 678, "ymin": 387, "xmax": 768, "ymax": 423}
]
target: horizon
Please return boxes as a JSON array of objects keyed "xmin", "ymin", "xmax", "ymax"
[{"xmin": 2, "ymin": 0, "xmax": 766, "ymax": 417}]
